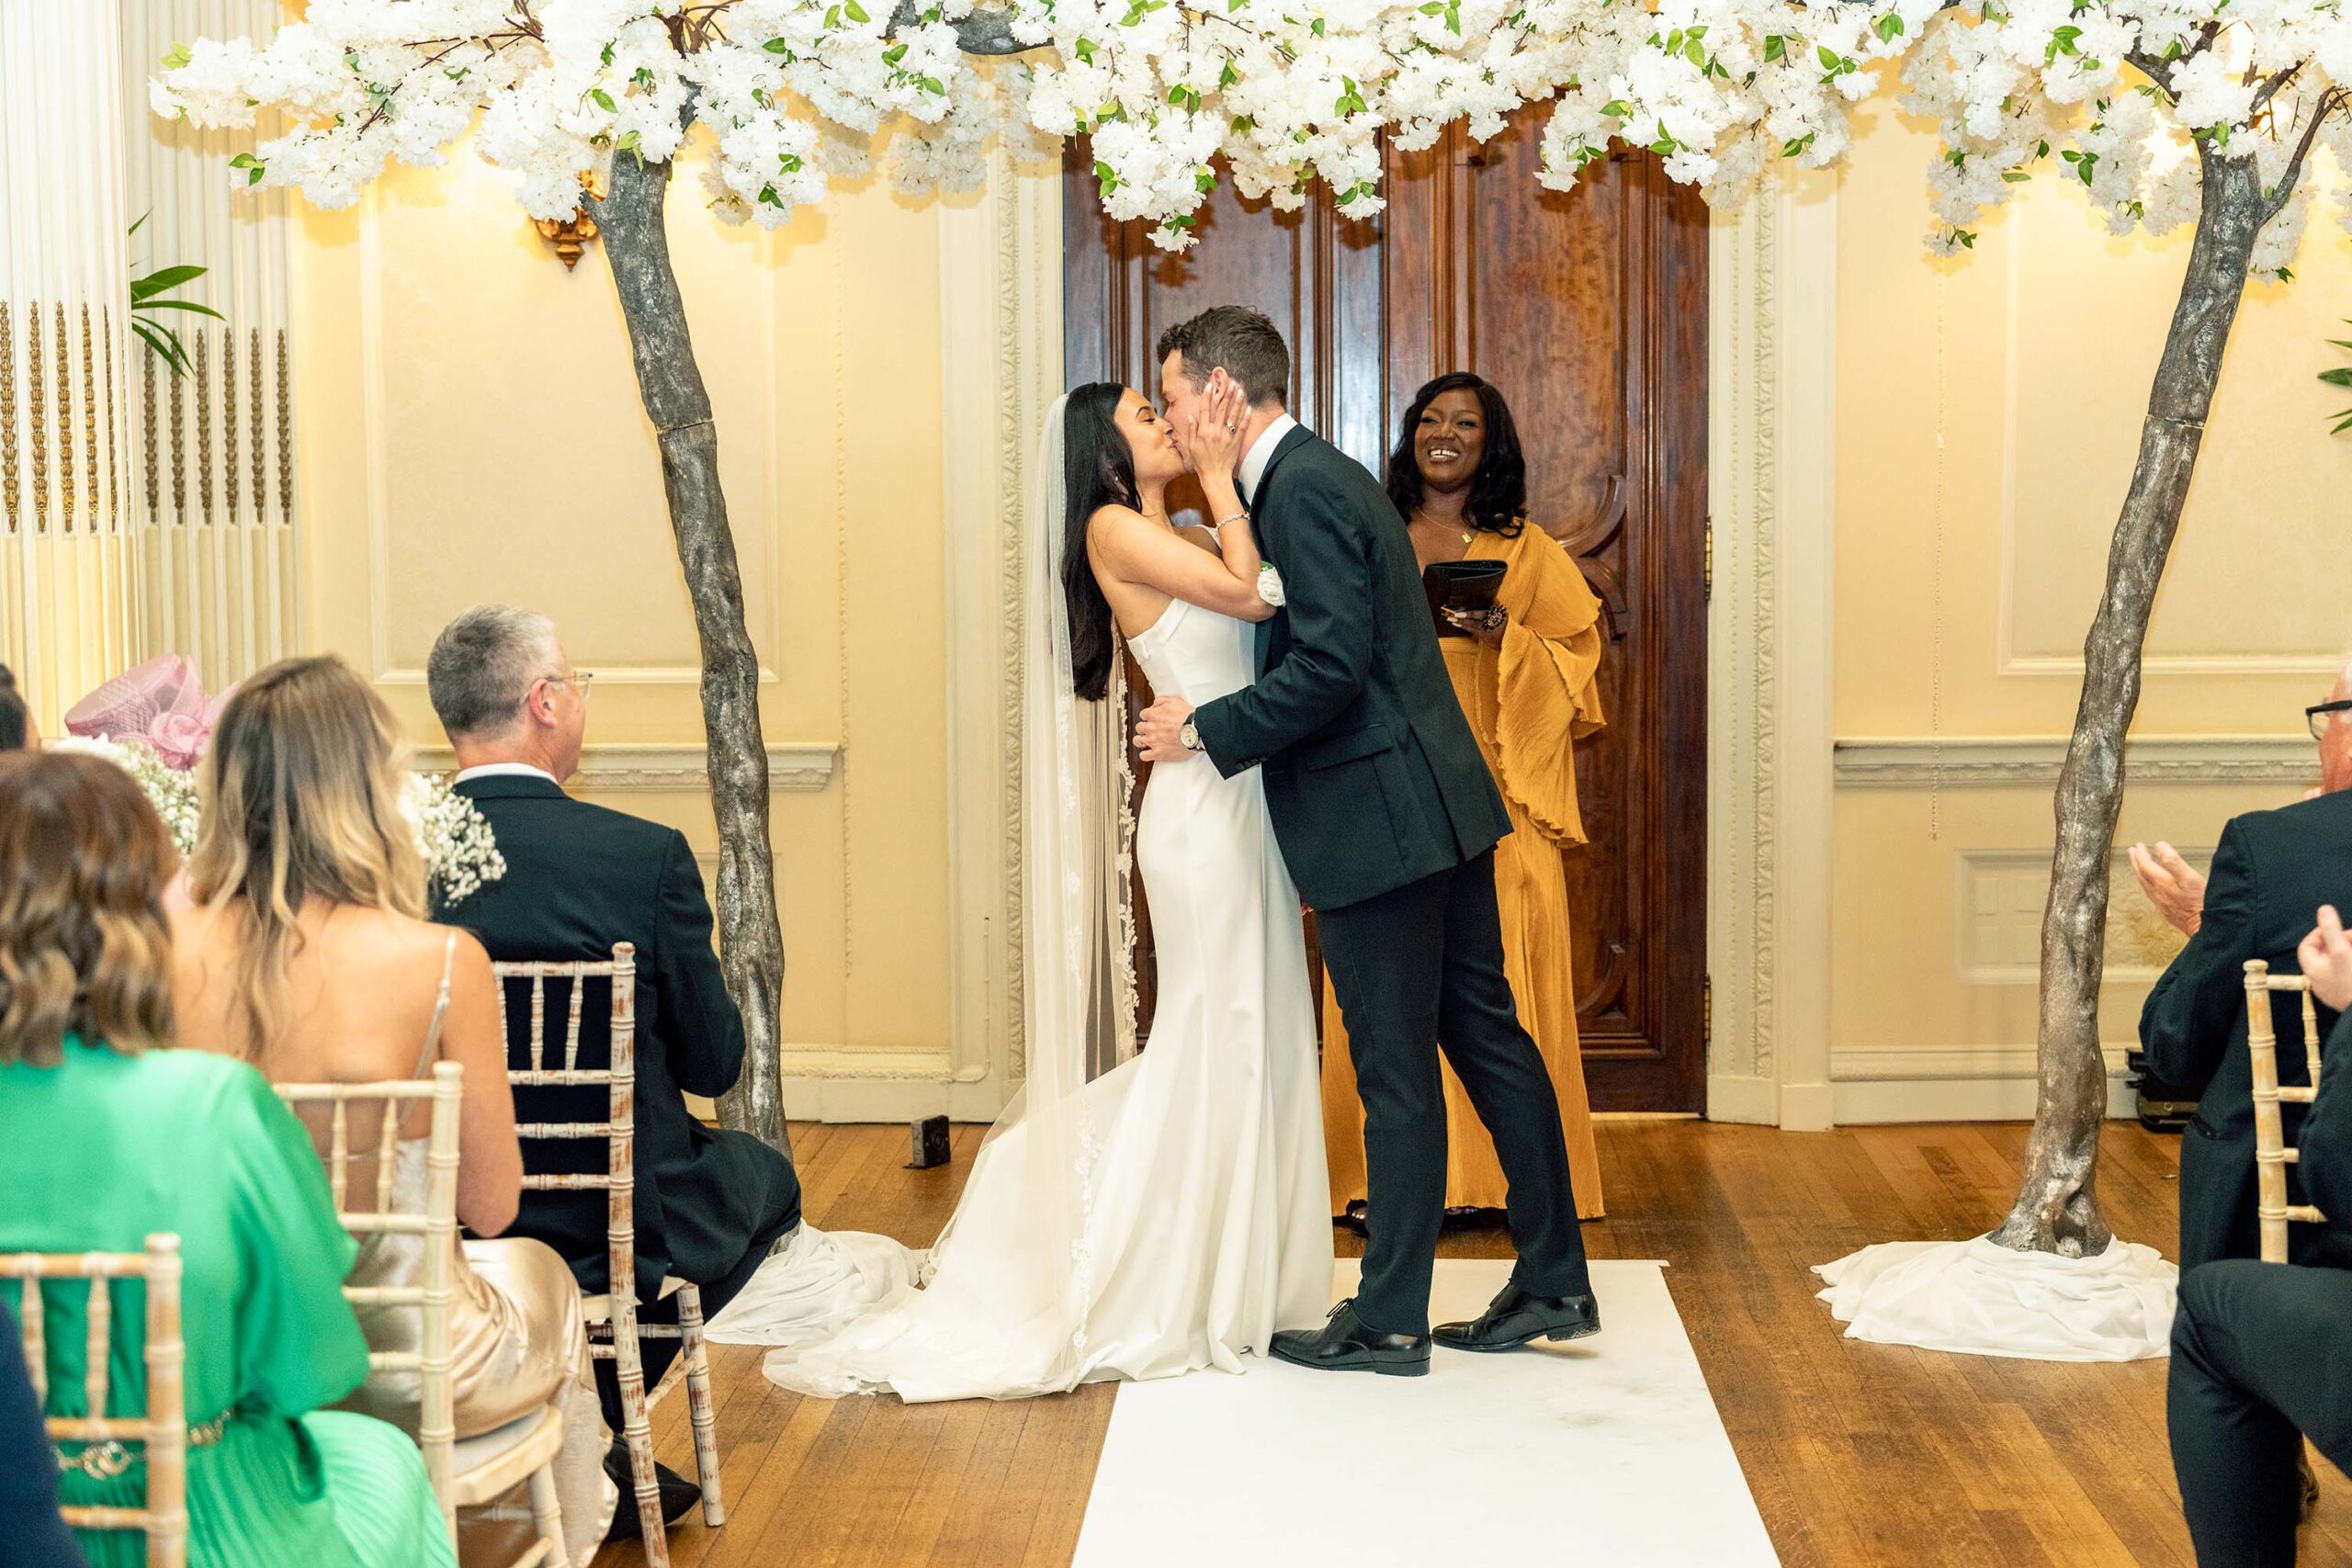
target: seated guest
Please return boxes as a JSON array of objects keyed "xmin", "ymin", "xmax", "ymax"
[
  {"xmin": 0, "ymin": 665, "xmax": 30, "ymax": 750},
  {"xmin": 424, "ymin": 606, "xmax": 801, "ymax": 1529},
  {"xmin": 1318, "ymin": 372, "xmax": 1608, "ymax": 1223},
  {"xmin": 0, "ymin": 750, "xmax": 453, "ymax": 1568},
  {"xmin": 169, "ymin": 656, "xmax": 613, "ymax": 1564},
  {"xmin": 2169, "ymin": 903, "xmax": 2352, "ymax": 1564},
  {"xmin": 2135, "ymin": 661, "xmax": 2352, "ymax": 1271}
]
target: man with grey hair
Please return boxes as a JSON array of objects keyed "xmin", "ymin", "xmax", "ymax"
[
  {"xmin": 2134, "ymin": 657, "xmax": 2352, "ymax": 1278},
  {"xmin": 428, "ymin": 604, "xmax": 801, "ymax": 1539}
]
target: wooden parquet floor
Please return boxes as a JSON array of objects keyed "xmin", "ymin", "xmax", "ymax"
[{"xmin": 592, "ymin": 1118, "xmax": 2352, "ymax": 1568}]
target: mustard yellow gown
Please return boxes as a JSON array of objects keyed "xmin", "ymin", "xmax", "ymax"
[{"xmin": 1319, "ymin": 523, "xmax": 1608, "ymax": 1218}]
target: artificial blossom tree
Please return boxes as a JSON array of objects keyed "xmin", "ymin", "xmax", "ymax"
[{"xmin": 162, "ymin": 0, "xmax": 2352, "ymax": 1263}]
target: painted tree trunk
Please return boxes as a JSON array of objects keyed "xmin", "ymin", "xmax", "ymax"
[
  {"xmin": 1991, "ymin": 145, "xmax": 2264, "ymax": 1253},
  {"xmin": 592, "ymin": 150, "xmax": 792, "ymax": 1162}
]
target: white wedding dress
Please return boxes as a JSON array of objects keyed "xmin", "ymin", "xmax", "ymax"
[{"xmin": 707, "ymin": 403, "xmax": 1332, "ymax": 1403}]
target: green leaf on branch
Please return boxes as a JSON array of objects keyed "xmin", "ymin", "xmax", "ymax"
[
  {"xmin": 764, "ymin": 37, "xmax": 791, "ymax": 51},
  {"xmin": 160, "ymin": 42, "xmax": 192, "ymax": 71},
  {"xmin": 1763, "ymin": 34, "xmax": 1785, "ymax": 62},
  {"xmin": 1875, "ymin": 13, "xmax": 1904, "ymax": 42},
  {"xmin": 228, "ymin": 152, "xmax": 266, "ymax": 186},
  {"xmin": 1219, "ymin": 58, "xmax": 1238, "ymax": 86},
  {"xmin": 132, "ymin": 264, "xmax": 207, "ymax": 299},
  {"xmin": 2002, "ymin": 169, "xmax": 2031, "ymax": 182},
  {"xmin": 846, "ymin": 0, "xmax": 872, "ymax": 20},
  {"xmin": 592, "ymin": 88, "xmax": 617, "ymax": 112}
]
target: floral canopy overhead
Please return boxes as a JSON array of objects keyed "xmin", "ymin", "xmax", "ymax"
[{"xmin": 153, "ymin": 0, "xmax": 2352, "ymax": 260}]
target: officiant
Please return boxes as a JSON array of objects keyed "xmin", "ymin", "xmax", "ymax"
[{"xmin": 1319, "ymin": 373, "xmax": 1608, "ymax": 1223}]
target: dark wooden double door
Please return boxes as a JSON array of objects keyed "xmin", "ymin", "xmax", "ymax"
[{"xmin": 1063, "ymin": 110, "xmax": 1709, "ymax": 1111}]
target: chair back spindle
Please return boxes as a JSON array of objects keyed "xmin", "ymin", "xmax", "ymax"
[
  {"xmin": 274, "ymin": 1062, "xmax": 464, "ymax": 1547},
  {"xmin": 2245, "ymin": 959, "xmax": 2328, "ymax": 1262},
  {"xmin": 1, "ymin": 1233, "xmax": 187, "ymax": 1567}
]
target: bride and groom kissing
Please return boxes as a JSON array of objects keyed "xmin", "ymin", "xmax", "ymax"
[{"xmin": 717, "ymin": 305, "xmax": 1597, "ymax": 1402}]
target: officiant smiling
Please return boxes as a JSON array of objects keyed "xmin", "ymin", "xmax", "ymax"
[{"xmin": 1320, "ymin": 372, "xmax": 1611, "ymax": 1224}]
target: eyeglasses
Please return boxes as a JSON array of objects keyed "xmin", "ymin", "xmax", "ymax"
[
  {"xmin": 2308, "ymin": 699, "xmax": 2351, "ymax": 741},
  {"xmin": 539, "ymin": 670, "xmax": 594, "ymax": 703}
]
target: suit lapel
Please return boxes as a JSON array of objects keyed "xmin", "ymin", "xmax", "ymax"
[{"xmin": 1250, "ymin": 425, "xmax": 1317, "ymax": 677}]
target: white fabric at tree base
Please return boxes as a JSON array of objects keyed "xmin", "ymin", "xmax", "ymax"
[
  {"xmin": 702, "ymin": 1224, "xmax": 919, "ymax": 1346},
  {"xmin": 1814, "ymin": 1235, "xmax": 2177, "ymax": 1361},
  {"xmin": 1073, "ymin": 1258, "xmax": 1777, "ymax": 1568}
]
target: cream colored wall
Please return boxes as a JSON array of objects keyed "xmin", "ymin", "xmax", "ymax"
[
  {"xmin": 1825, "ymin": 86, "xmax": 2352, "ymax": 1120},
  {"xmin": 289, "ymin": 133, "xmax": 964, "ymax": 1099}
]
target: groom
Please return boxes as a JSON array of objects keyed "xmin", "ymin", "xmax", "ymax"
[{"xmin": 1137, "ymin": 306, "xmax": 1599, "ymax": 1376}]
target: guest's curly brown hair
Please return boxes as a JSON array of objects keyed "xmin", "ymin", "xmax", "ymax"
[{"xmin": 0, "ymin": 750, "xmax": 178, "ymax": 1066}]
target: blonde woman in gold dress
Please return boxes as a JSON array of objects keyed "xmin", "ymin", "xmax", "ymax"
[
  {"xmin": 1321, "ymin": 373, "xmax": 1608, "ymax": 1222},
  {"xmin": 169, "ymin": 656, "xmax": 615, "ymax": 1562}
]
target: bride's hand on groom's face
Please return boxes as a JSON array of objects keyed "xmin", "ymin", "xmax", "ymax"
[
  {"xmin": 1136, "ymin": 696, "xmax": 1198, "ymax": 763},
  {"xmin": 1182, "ymin": 376, "xmax": 1250, "ymax": 480}
]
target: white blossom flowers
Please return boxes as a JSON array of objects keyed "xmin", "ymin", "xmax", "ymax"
[
  {"xmin": 50, "ymin": 738, "xmax": 201, "ymax": 855},
  {"xmin": 52, "ymin": 739, "xmax": 505, "ymax": 900},
  {"xmin": 152, "ymin": 0, "xmax": 2352, "ymax": 259},
  {"xmin": 406, "ymin": 775, "xmax": 512, "ymax": 906}
]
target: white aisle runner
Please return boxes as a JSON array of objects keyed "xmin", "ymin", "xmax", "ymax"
[{"xmin": 1073, "ymin": 1258, "xmax": 1778, "ymax": 1567}]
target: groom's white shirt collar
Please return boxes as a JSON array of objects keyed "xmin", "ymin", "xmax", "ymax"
[
  {"xmin": 454, "ymin": 761, "xmax": 562, "ymax": 787},
  {"xmin": 1238, "ymin": 412, "xmax": 1299, "ymax": 507}
]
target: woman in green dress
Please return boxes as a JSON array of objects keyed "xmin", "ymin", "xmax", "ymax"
[{"xmin": 0, "ymin": 749, "xmax": 453, "ymax": 1568}]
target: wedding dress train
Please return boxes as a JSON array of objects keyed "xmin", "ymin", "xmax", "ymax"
[{"xmin": 710, "ymin": 595, "xmax": 1332, "ymax": 1402}]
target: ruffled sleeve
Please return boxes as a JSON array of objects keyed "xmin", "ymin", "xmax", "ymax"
[
  {"xmin": 225, "ymin": 1066, "xmax": 370, "ymax": 1418},
  {"xmin": 1490, "ymin": 527, "xmax": 1607, "ymax": 846}
]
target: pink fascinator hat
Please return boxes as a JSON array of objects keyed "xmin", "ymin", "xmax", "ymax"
[{"xmin": 63, "ymin": 654, "xmax": 235, "ymax": 770}]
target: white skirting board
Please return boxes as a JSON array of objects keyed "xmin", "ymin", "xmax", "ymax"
[{"xmin": 1073, "ymin": 1258, "xmax": 1779, "ymax": 1567}]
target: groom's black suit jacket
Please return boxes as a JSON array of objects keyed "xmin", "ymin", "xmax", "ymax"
[
  {"xmin": 439, "ymin": 773, "xmax": 796, "ymax": 1305},
  {"xmin": 1192, "ymin": 423, "xmax": 1511, "ymax": 910}
]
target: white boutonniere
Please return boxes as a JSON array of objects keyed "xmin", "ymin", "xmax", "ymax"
[{"xmin": 1257, "ymin": 562, "xmax": 1287, "ymax": 607}]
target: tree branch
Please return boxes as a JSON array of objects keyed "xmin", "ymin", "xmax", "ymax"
[
  {"xmin": 893, "ymin": 0, "xmax": 1042, "ymax": 56},
  {"xmin": 2262, "ymin": 84, "xmax": 2347, "ymax": 227}
]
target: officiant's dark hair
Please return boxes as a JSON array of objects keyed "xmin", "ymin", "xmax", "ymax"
[
  {"xmin": 1063, "ymin": 382, "xmax": 1139, "ymax": 701},
  {"xmin": 1386, "ymin": 372, "xmax": 1527, "ymax": 539}
]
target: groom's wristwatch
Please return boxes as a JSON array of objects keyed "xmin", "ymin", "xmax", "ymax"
[{"xmin": 1179, "ymin": 719, "xmax": 1203, "ymax": 753}]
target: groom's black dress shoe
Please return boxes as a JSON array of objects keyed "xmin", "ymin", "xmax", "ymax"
[
  {"xmin": 1270, "ymin": 1300, "xmax": 1430, "ymax": 1376},
  {"xmin": 1433, "ymin": 1284, "xmax": 1601, "ymax": 1352}
]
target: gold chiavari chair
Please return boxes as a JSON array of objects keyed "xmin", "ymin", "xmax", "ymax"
[
  {"xmin": 495, "ymin": 942, "xmax": 723, "ymax": 1568},
  {"xmin": 2245, "ymin": 958, "xmax": 2329, "ymax": 1262},
  {"xmin": 277, "ymin": 1061, "xmax": 571, "ymax": 1567},
  {"xmin": 1, "ymin": 1233, "xmax": 187, "ymax": 1567}
]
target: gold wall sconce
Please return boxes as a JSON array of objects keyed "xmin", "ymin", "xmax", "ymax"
[{"xmin": 532, "ymin": 171, "xmax": 604, "ymax": 270}]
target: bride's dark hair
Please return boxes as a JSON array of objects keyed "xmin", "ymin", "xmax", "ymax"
[{"xmin": 1061, "ymin": 382, "xmax": 1141, "ymax": 701}]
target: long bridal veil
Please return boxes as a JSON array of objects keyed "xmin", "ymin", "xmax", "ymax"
[{"xmin": 707, "ymin": 393, "xmax": 1140, "ymax": 1402}]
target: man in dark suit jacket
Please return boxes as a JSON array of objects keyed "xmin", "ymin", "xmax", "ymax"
[
  {"xmin": 2169, "ymin": 904, "xmax": 2352, "ymax": 1562},
  {"xmin": 2137, "ymin": 671, "xmax": 2352, "ymax": 1273},
  {"xmin": 425, "ymin": 608, "xmax": 802, "ymax": 1436},
  {"xmin": 1136, "ymin": 308, "xmax": 1593, "ymax": 1375}
]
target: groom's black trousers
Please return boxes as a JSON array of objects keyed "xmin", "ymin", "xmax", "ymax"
[
  {"xmin": 1315, "ymin": 850, "xmax": 1591, "ymax": 1336},
  {"xmin": 2169, "ymin": 1259, "xmax": 2352, "ymax": 1564}
]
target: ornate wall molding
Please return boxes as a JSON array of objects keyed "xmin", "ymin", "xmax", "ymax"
[
  {"xmin": 933, "ymin": 134, "xmax": 1064, "ymax": 1119},
  {"xmin": 1707, "ymin": 172, "xmax": 1838, "ymax": 1129},
  {"xmin": 1834, "ymin": 734, "xmax": 2316, "ymax": 787},
  {"xmin": 412, "ymin": 741, "xmax": 839, "ymax": 793}
]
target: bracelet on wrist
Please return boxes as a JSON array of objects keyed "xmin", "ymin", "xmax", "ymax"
[{"xmin": 1214, "ymin": 513, "xmax": 1250, "ymax": 531}]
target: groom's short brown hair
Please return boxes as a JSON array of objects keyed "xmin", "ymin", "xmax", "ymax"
[{"xmin": 1158, "ymin": 306, "xmax": 1290, "ymax": 408}]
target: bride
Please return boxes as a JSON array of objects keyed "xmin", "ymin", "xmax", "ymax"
[{"xmin": 708, "ymin": 378, "xmax": 1334, "ymax": 1402}]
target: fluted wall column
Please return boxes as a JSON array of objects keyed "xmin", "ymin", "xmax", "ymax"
[
  {"xmin": 121, "ymin": 0, "xmax": 300, "ymax": 688},
  {"xmin": 0, "ymin": 2, "xmax": 141, "ymax": 729}
]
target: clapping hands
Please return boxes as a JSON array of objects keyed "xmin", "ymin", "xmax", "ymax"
[
  {"xmin": 2129, "ymin": 840, "xmax": 2207, "ymax": 938},
  {"xmin": 2301, "ymin": 905, "xmax": 2352, "ymax": 1012}
]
